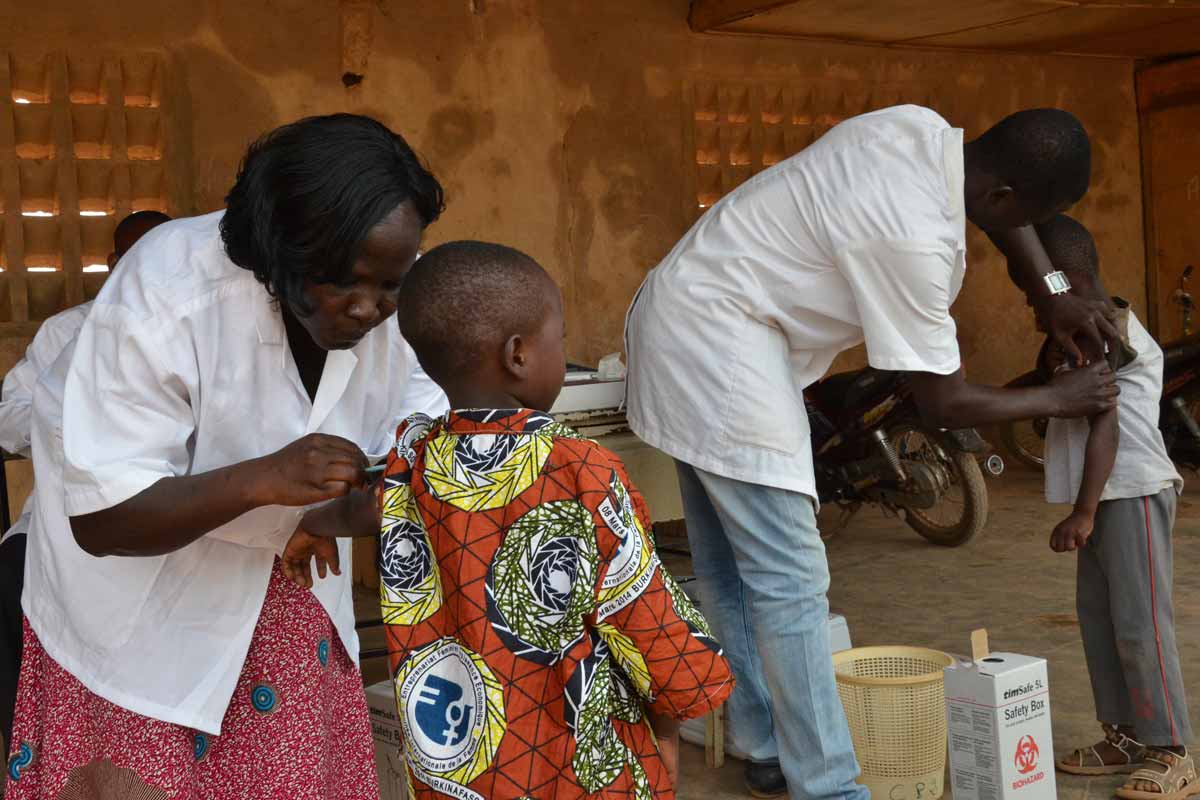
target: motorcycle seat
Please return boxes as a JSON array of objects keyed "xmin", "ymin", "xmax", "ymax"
[{"xmin": 809, "ymin": 368, "xmax": 903, "ymax": 413}]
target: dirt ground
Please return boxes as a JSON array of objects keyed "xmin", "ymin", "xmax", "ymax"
[
  {"xmin": 6, "ymin": 465, "xmax": 1191, "ymax": 799},
  {"xmin": 652, "ymin": 465, "xmax": 1200, "ymax": 800}
]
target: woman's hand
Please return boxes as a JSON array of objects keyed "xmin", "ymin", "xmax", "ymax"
[
  {"xmin": 250, "ymin": 434, "xmax": 367, "ymax": 507},
  {"xmin": 282, "ymin": 527, "xmax": 341, "ymax": 589}
]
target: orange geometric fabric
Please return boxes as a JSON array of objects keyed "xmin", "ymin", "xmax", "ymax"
[{"xmin": 378, "ymin": 409, "xmax": 733, "ymax": 800}]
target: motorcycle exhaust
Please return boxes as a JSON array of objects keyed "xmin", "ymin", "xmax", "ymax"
[
  {"xmin": 984, "ymin": 454, "xmax": 1005, "ymax": 476},
  {"xmin": 870, "ymin": 428, "xmax": 907, "ymax": 482}
]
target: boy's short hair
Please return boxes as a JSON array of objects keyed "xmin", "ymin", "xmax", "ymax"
[
  {"xmin": 398, "ymin": 241, "xmax": 555, "ymax": 384},
  {"xmin": 975, "ymin": 108, "xmax": 1091, "ymax": 218},
  {"xmin": 1034, "ymin": 213, "xmax": 1099, "ymax": 277}
]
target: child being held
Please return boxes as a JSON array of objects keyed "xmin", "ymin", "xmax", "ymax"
[
  {"xmin": 283, "ymin": 241, "xmax": 733, "ymax": 798},
  {"xmin": 1022, "ymin": 215, "xmax": 1191, "ymax": 800}
]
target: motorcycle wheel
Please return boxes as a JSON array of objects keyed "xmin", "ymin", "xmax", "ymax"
[
  {"xmin": 1000, "ymin": 418, "xmax": 1046, "ymax": 470},
  {"xmin": 890, "ymin": 426, "xmax": 989, "ymax": 547}
]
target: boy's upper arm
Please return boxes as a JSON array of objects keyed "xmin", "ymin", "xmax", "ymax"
[{"xmin": 588, "ymin": 449, "xmax": 733, "ymax": 720}]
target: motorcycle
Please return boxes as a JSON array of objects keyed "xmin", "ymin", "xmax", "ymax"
[
  {"xmin": 807, "ymin": 367, "xmax": 1003, "ymax": 547},
  {"xmin": 1001, "ymin": 332, "xmax": 1200, "ymax": 470}
]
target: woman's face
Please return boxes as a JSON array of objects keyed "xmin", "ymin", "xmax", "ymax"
[{"xmin": 294, "ymin": 201, "xmax": 424, "ymax": 350}]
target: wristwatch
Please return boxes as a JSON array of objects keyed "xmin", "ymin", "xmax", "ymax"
[{"xmin": 1043, "ymin": 270, "xmax": 1072, "ymax": 295}]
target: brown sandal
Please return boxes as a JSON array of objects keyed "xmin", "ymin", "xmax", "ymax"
[
  {"xmin": 1056, "ymin": 723, "xmax": 1147, "ymax": 776},
  {"xmin": 1116, "ymin": 748, "xmax": 1200, "ymax": 800}
]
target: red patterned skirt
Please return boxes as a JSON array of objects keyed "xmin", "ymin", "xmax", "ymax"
[{"xmin": 4, "ymin": 560, "xmax": 379, "ymax": 800}]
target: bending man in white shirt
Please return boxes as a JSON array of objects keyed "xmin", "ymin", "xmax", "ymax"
[
  {"xmin": 0, "ymin": 210, "xmax": 168, "ymax": 755},
  {"xmin": 626, "ymin": 106, "xmax": 1118, "ymax": 799}
]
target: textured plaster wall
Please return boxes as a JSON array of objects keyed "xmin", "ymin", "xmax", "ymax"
[{"xmin": 0, "ymin": 1, "xmax": 1144, "ymax": 510}]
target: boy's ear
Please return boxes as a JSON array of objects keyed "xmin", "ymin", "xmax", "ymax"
[{"xmin": 502, "ymin": 334, "xmax": 528, "ymax": 379}]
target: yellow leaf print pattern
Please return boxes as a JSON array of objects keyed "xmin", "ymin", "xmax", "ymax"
[
  {"xmin": 422, "ymin": 430, "xmax": 553, "ymax": 512},
  {"xmin": 379, "ymin": 480, "xmax": 443, "ymax": 626},
  {"xmin": 596, "ymin": 621, "xmax": 652, "ymax": 701}
]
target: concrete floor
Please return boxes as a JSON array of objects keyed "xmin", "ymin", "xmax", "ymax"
[{"xmin": 349, "ymin": 465, "xmax": 1200, "ymax": 799}]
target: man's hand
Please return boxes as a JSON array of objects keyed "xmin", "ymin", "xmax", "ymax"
[
  {"xmin": 1051, "ymin": 510, "xmax": 1095, "ymax": 553},
  {"xmin": 1033, "ymin": 293, "xmax": 1121, "ymax": 367},
  {"xmin": 282, "ymin": 527, "xmax": 341, "ymax": 589},
  {"xmin": 1048, "ymin": 361, "xmax": 1119, "ymax": 418}
]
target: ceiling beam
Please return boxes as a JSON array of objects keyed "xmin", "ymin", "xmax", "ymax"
[{"xmin": 688, "ymin": 0, "xmax": 801, "ymax": 32}]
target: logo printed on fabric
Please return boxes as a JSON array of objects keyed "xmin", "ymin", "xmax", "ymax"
[
  {"xmin": 595, "ymin": 474, "xmax": 659, "ymax": 621},
  {"xmin": 403, "ymin": 646, "xmax": 484, "ymax": 769},
  {"xmin": 396, "ymin": 638, "xmax": 505, "ymax": 786},
  {"xmin": 416, "ymin": 674, "xmax": 474, "ymax": 747}
]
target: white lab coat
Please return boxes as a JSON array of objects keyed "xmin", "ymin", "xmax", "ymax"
[
  {"xmin": 626, "ymin": 105, "xmax": 967, "ymax": 500},
  {"xmin": 25, "ymin": 211, "xmax": 447, "ymax": 734}
]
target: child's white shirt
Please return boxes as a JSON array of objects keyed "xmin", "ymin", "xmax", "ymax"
[{"xmin": 1044, "ymin": 310, "xmax": 1183, "ymax": 505}]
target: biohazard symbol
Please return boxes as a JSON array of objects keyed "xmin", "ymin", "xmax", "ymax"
[{"xmin": 1014, "ymin": 734, "xmax": 1040, "ymax": 775}]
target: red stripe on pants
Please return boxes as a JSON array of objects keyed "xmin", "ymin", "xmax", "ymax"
[{"xmin": 1144, "ymin": 496, "xmax": 1179, "ymax": 745}]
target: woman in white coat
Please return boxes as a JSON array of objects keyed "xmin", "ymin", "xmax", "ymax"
[{"xmin": 6, "ymin": 114, "xmax": 447, "ymax": 800}]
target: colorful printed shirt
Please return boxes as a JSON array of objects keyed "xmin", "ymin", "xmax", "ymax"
[{"xmin": 378, "ymin": 409, "xmax": 733, "ymax": 800}]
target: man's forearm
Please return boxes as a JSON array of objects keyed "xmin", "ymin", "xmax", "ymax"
[
  {"xmin": 909, "ymin": 364, "xmax": 1117, "ymax": 429},
  {"xmin": 987, "ymin": 225, "xmax": 1055, "ymax": 290},
  {"xmin": 1075, "ymin": 409, "xmax": 1118, "ymax": 515},
  {"xmin": 910, "ymin": 376, "xmax": 1062, "ymax": 429}
]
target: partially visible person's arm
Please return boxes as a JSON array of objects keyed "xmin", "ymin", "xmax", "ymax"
[
  {"xmin": 908, "ymin": 360, "xmax": 1118, "ymax": 430},
  {"xmin": 1051, "ymin": 408, "xmax": 1118, "ymax": 553},
  {"xmin": 987, "ymin": 226, "xmax": 1120, "ymax": 364},
  {"xmin": 0, "ymin": 309, "xmax": 84, "ymax": 456},
  {"xmin": 0, "ymin": 351, "xmax": 39, "ymax": 458}
]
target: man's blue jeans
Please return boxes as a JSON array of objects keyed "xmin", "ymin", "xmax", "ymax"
[{"xmin": 675, "ymin": 461, "xmax": 868, "ymax": 800}]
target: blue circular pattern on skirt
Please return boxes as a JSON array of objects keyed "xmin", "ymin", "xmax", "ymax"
[
  {"xmin": 250, "ymin": 682, "xmax": 278, "ymax": 715},
  {"xmin": 7, "ymin": 741, "xmax": 34, "ymax": 782},
  {"xmin": 318, "ymin": 638, "xmax": 329, "ymax": 667},
  {"xmin": 193, "ymin": 732, "xmax": 209, "ymax": 761}
]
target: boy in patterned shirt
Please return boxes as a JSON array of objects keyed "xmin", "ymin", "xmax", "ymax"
[{"xmin": 282, "ymin": 241, "xmax": 733, "ymax": 799}]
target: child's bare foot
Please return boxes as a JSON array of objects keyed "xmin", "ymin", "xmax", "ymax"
[
  {"xmin": 1116, "ymin": 747, "xmax": 1200, "ymax": 799},
  {"xmin": 1056, "ymin": 724, "xmax": 1146, "ymax": 775}
]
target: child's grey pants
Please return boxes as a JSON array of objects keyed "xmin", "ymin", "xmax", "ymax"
[{"xmin": 1078, "ymin": 487, "xmax": 1192, "ymax": 746}]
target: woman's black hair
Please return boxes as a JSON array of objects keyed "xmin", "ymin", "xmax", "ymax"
[{"xmin": 221, "ymin": 113, "xmax": 444, "ymax": 314}]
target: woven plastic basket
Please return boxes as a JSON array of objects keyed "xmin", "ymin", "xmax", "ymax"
[{"xmin": 833, "ymin": 646, "xmax": 954, "ymax": 800}]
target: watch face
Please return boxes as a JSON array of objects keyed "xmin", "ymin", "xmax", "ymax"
[{"xmin": 1045, "ymin": 271, "xmax": 1072, "ymax": 294}]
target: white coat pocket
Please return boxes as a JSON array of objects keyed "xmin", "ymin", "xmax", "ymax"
[{"xmin": 722, "ymin": 319, "xmax": 804, "ymax": 455}]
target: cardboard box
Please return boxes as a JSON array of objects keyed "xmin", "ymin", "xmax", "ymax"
[
  {"xmin": 366, "ymin": 679, "xmax": 409, "ymax": 800},
  {"xmin": 944, "ymin": 653, "xmax": 1056, "ymax": 800}
]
